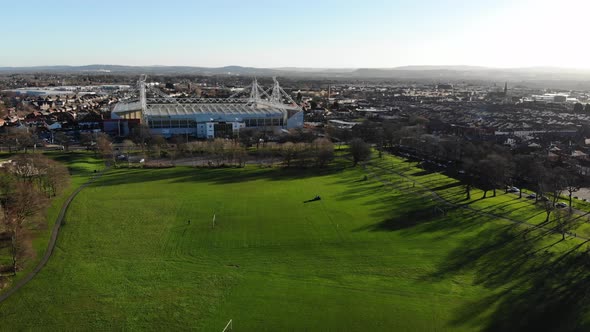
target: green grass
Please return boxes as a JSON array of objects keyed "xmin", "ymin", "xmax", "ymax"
[
  {"xmin": 1, "ymin": 154, "xmax": 589, "ymax": 331},
  {"xmin": 368, "ymin": 153, "xmax": 590, "ymax": 237},
  {"xmin": 0, "ymin": 152, "xmax": 103, "ymax": 285}
]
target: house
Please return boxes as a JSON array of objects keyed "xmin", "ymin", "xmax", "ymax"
[{"xmin": 45, "ymin": 121, "xmax": 62, "ymax": 131}]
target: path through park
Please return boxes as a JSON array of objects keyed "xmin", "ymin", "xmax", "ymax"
[{"xmin": 0, "ymin": 168, "xmax": 106, "ymax": 304}]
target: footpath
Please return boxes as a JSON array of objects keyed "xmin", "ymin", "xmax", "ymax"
[{"xmin": 0, "ymin": 168, "xmax": 106, "ymax": 304}]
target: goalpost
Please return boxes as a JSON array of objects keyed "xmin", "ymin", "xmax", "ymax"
[{"xmin": 222, "ymin": 319, "xmax": 232, "ymax": 332}]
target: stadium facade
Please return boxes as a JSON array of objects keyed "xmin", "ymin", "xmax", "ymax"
[{"xmin": 111, "ymin": 77, "xmax": 304, "ymax": 139}]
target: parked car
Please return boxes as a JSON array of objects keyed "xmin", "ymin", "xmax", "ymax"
[
  {"xmin": 526, "ymin": 193, "xmax": 537, "ymax": 199},
  {"xmin": 507, "ymin": 187, "xmax": 520, "ymax": 193},
  {"xmin": 556, "ymin": 202, "xmax": 568, "ymax": 208}
]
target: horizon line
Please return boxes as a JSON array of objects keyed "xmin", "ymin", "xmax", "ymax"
[{"xmin": 2, "ymin": 64, "xmax": 590, "ymax": 71}]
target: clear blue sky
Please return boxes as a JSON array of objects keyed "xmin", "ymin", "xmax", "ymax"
[{"xmin": 1, "ymin": 0, "xmax": 588, "ymax": 68}]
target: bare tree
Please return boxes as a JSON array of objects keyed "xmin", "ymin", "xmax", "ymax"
[
  {"xmin": 281, "ymin": 142, "xmax": 297, "ymax": 167},
  {"xmin": 122, "ymin": 139, "xmax": 135, "ymax": 167},
  {"xmin": 42, "ymin": 158, "xmax": 70, "ymax": 197},
  {"xmin": 5, "ymin": 128, "xmax": 36, "ymax": 153},
  {"xmin": 150, "ymin": 135, "xmax": 167, "ymax": 158},
  {"xmin": 349, "ymin": 138, "xmax": 371, "ymax": 166},
  {"xmin": 130, "ymin": 124, "xmax": 152, "ymax": 153},
  {"xmin": 54, "ymin": 132, "xmax": 70, "ymax": 152},
  {"xmin": 96, "ymin": 133, "xmax": 113, "ymax": 162},
  {"xmin": 541, "ymin": 168, "xmax": 566, "ymax": 223},
  {"xmin": 553, "ymin": 209, "xmax": 580, "ymax": 241},
  {"xmin": 476, "ymin": 154, "xmax": 510, "ymax": 198},
  {"xmin": 312, "ymin": 138, "xmax": 334, "ymax": 168},
  {"xmin": 513, "ymin": 154, "xmax": 535, "ymax": 199},
  {"xmin": 564, "ymin": 172, "xmax": 581, "ymax": 213},
  {"xmin": 79, "ymin": 132, "xmax": 95, "ymax": 151},
  {"xmin": 0, "ymin": 173, "xmax": 46, "ymax": 274}
]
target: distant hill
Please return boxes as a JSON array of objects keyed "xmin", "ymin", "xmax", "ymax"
[{"xmin": 2, "ymin": 65, "xmax": 590, "ymax": 86}]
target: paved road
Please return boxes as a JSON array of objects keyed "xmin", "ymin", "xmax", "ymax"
[{"xmin": 0, "ymin": 168, "xmax": 106, "ymax": 304}]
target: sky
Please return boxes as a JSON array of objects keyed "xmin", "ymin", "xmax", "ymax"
[{"xmin": 1, "ymin": 0, "xmax": 589, "ymax": 68}]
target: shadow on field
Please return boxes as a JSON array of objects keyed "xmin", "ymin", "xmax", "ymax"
[
  {"xmin": 429, "ymin": 182, "xmax": 463, "ymax": 192},
  {"xmin": 95, "ymin": 164, "xmax": 349, "ymax": 187},
  {"xmin": 428, "ymin": 221, "xmax": 590, "ymax": 332},
  {"xmin": 411, "ymin": 170, "xmax": 435, "ymax": 177},
  {"xmin": 352, "ymin": 169, "xmax": 590, "ymax": 331}
]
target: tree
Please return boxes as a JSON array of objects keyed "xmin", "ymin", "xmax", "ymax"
[
  {"xmin": 232, "ymin": 143, "xmax": 248, "ymax": 167},
  {"xmin": 513, "ymin": 154, "xmax": 535, "ymax": 199},
  {"xmin": 311, "ymin": 138, "xmax": 334, "ymax": 168},
  {"xmin": 0, "ymin": 172, "xmax": 46, "ymax": 274},
  {"xmin": 349, "ymin": 138, "xmax": 371, "ymax": 165},
  {"xmin": 460, "ymin": 152, "xmax": 479, "ymax": 200},
  {"xmin": 10, "ymin": 154, "xmax": 70, "ymax": 198},
  {"xmin": 585, "ymin": 103, "xmax": 590, "ymax": 113},
  {"xmin": 238, "ymin": 128, "xmax": 255, "ymax": 147},
  {"xmin": 79, "ymin": 132, "xmax": 95, "ymax": 151},
  {"xmin": 150, "ymin": 135, "xmax": 167, "ymax": 158},
  {"xmin": 528, "ymin": 160, "xmax": 547, "ymax": 203},
  {"xmin": 96, "ymin": 133, "xmax": 113, "ymax": 162},
  {"xmin": 541, "ymin": 167, "xmax": 566, "ymax": 223},
  {"xmin": 42, "ymin": 158, "xmax": 70, "ymax": 197},
  {"xmin": 122, "ymin": 139, "xmax": 135, "ymax": 167},
  {"xmin": 477, "ymin": 153, "xmax": 511, "ymax": 198},
  {"xmin": 130, "ymin": 124, "xmax": 152, "ymax": 153},
  {"xmin": 5, "ymin": 128, "xmax": 36, "ymax": 153},
  {"xmin": 54, "ymin": 132, "xmax": 70, "ymax": 152},
  {"xmin": 553, "ymin": 209, "xmax": 579, "ymax": 241},
  {"xmin": 281, "ymin": 142, "xmax": 297, "ymax": 167},
  {"xmin": 564, "ymin": 172, "xmax": 582, "ymax": 213},
  {"xmin": 574, "ymin": 102, "xmax": 584, "ymax": 113},
  {"xmin": 352, "ymin": 121, "xmax": 380, "ymax": 143}
]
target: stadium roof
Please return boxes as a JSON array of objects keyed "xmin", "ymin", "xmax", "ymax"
[
  {"xmin": 144, "ymin": 103, "xmax": 285, "ymax": 117},
  {"xmin": 113, "ymin": 101, "xmax": 285, "ymax": 117}
]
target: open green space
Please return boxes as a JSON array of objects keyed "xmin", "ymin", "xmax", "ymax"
[{"xmin": 1, "ymin": 154, "xmax": 590, "ymax": 331}]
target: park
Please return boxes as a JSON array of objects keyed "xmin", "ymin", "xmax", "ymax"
[{"xmin": 1, "ymin": 147, "xmax": 590, "ymax": 331}]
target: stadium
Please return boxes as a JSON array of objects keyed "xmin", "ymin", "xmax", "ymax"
[{"xmin": 110, "ymin": 77, "xmax": 304, "ymax": 138}]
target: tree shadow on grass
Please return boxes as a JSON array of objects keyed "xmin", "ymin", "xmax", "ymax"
[
  {"xmin": 350, "ymin": 160, "xmax": 590, "ymax": 331},
  {"xmin": 430, "ymin": 182, "xmax": 463, "ymax": 192},
  {"xmin": 358, "ymin": 207, "xmax": 442, "ymax": 232},
  {"xmin": 410, "ymin": 170, "xmax": 435, "ymax": 177},
  {"xmin": 94, "ymin": 163, "xmax": 350, "ymax": 188},
  {"xmin": 355, "ymin": 168, "xmax": 590, "ymax": 332},
  {"xmin": 427, "ymin": 220, "xmax": 590, "ymax": 331}
]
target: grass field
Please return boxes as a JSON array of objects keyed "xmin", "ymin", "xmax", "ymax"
[{"xmin": 1, "ymin": 154, "xmax": 589, "ymax": 331}]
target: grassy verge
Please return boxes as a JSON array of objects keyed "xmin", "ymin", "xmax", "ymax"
[{"xmin": 0, "ymin": 152, "xmax": 103, "ymax": 291}]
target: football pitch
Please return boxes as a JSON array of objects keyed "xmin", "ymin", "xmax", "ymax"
[{"xmin": 0, "ymin": 158, "xmax": 588, "ymax": 331}]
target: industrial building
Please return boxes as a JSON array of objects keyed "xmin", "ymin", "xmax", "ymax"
[{"xmin": 111, "ymin": 77, "xmax": 303, "ymax": 138}]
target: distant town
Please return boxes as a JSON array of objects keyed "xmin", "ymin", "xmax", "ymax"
[{"xmin": 2, "ymin": 72, "xmax": 590, "ymax": 158}]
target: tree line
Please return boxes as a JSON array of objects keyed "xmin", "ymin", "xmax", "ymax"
[{"xmin": 0, "ymin": 154, "xmax": 69, "ymax": 275}]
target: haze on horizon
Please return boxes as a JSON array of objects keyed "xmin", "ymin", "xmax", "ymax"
[{"xmin": 1, "ymin": 0, "xmax": 589, "ymax": 69}]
